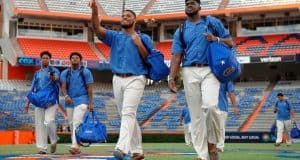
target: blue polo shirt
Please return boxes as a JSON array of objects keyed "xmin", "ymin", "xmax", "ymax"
[
  {"xmin": 60, "ymin": 67, "xmax": 93, "ymax": 107},
  {"xmin": 181, "ymin": 107, "xmax": 191, "ymax": 124},
  {"xmin": 275, "ymin": 100, "xmax": 293, "ymax": 120},
  {"xmin": 31, "ymin": 66, "xmax": 60, "ymax": 92},
  {"xmin": 172, "ymin": 16, "xmax": 231, "ymax": 66},
  {"xmin": 100, "ymin": 30, "xmax": 152, "ymax": 75},
  {"xmin": 218, "ymin": 81, "xmax": 235, "ymax": 112}
]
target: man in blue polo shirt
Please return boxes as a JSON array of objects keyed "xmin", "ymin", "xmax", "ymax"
[
  {"xmin": 169, "ymin": 0, "xmax": 234, "ymax": 160},
  {"xmin": 180, "ymin": 106, "xmax": 192, "ymax": 146},
  {"xmin": 60, "ymin": 52, "xmax": 94, "ymax": 154},
  {"xmin": 274, "ymin": 93, "xmax": 295, "ymax": 146},
  {"xmin": 90, "ymin": 0, "xmax": 150, "ymax": 159},
  {"xmin": 216, "ymin": 81, "xmax": 238, "ymax": 152},
  {"xmin": 24, "ymin": 51, "xmax": 60, "ymax": 154}
]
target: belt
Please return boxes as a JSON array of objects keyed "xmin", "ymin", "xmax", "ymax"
[
  {"xmin": 190, "ymin": 63, "xmax": 209, "ymax": 67},
  {"xmin": 115, "ymin": 73, "xmax": 134, "ymax": 78}
]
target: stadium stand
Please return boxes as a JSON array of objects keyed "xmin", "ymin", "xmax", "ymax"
[
  {"xmin": 17, "ymin": 38, "xmax": 101, "ymax": 60},
  {"xmin": 234, "ymin": 34, "xmax": 300, "ymax": 56},
  {"xmin": 227, "ymin": 0, "xmax": 300, "ymax": 8},
  {"xmin": 45, "ymin": 0, "xmax": 91, "ymax": 14},
  {"xmin": 148, "ymin": 0, "xmax": 222, "ymax": 14},
  {"xmin": 13, "ymin": 0, "xmax": 41, "ymax": 10},
  {"xmin": 98, "ymin": 0, "xmax": 150, "ymax": 16},
  {"xmin": 95, "ymin": 43, "xmax": 111, "ymax": 59}
]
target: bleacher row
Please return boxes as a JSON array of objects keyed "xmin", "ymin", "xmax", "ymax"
[
  {"xmin": 17, "ymin": 33, "xmax": 300, "ymax": 61},
  {"xmin": 0, "ymin": 80, "xmax": 299, "ymax": 132},
  {"xmin": 13, "ymin": 0, "xmax": 300, "ymax": 16}
]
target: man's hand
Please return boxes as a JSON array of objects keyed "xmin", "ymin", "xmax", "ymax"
[
  {"xmin": 88, "ymin": 104, "xmax": 94, "ymax": 112},
  {"xmin": 168, "ymin": 79, "xmax": 177, "ymax": 93},
  {"xmin": 89, "ymin": 0, "xmax": 97, "ymax": 10},
  {"xmin": 233, "ymin": 106, "xmax": 238, "ymax": 115},
  {"xmin": 132, "ymin": 32, "xmax": 142, "ymax": 46},
  {"xmin": 203, "ymin": 33, "xmax": 218, "ymax": 42},
  {"xmin": 65, "ymin": 96, "xmax": 73, "ymax": 105},
  {"xmin": 23, "ymin": 103, "xmax": 29, "ymax": 113}
]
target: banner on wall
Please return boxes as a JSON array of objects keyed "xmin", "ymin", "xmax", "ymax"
[
  {"xmin": 250, "ymin": 55, "xmax": 296, "ymax": 63},
  {"xmin": 225, "ymin": 132, "xmax": 275, "ymax": 143}
]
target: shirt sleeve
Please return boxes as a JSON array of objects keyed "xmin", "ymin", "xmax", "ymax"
[
  {"xmin": 83, "ymin": 68, "xmax": 94, "ymax": 84},
  {"xmin": 101, "ymin": 29, "xmax": 117, "ymax": 47},
  {"xmin": 208, "ymin": 16, "xmax": 231, "ymax": 39},
  {"xmin": 60, "ymin": 69, "xmax": 67, "ymax": 83},
  {"xmin": 287, "ymin": 101, "xmax": 293, "ymax": 111},
  {"xmin": 171, "ymin": 27, "xmax": 184, "ymax": 55},
  {"xmin": 53, "ymin": 67, "xmax": 60, "ymax": 78}
]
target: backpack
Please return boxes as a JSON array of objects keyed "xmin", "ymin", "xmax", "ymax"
[
  {"xmin": 140, "ymin": 34, "xmax": 170, "ymax": 81},
  {"xmin": 179, "ymin": 16, "xmax": 241, "ymax": 83}
]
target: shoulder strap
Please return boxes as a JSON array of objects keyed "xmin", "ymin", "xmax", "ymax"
[
  {"xmin": 67, "ymin": 66, "xmax": 87, "ymax": 88},
  {"xmin": 179, "ymin": 22, "xmax": 186, "ymax": 49},
  {"xmin": 66, "ymin": 68, "xmax": 71, "ymax": 89},
  {"xmin": 80, "ymin": 66, "xmax": 86, "ymax": 86}
]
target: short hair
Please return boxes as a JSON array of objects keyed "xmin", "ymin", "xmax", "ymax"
[
  {"xmin": 277, "ymin": 93, "xmax": 284, "ymax": 97},
  {"xmin": 69, "ymin": 52, "xmax": 82, "ymax": 61},
  {"xmin": 123, "ymin": 9, "xmax": 136, "ymax": 18},
  {"xmin": 185, "ymin": 0, "xmax": 201, "ymax": 4},
  {"xmin": 40, "ymin": 51, "xmax": 52, "ymax": 59}
]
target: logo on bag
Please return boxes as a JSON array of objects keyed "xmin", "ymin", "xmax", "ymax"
[{"xmin": 223, "ymin": 66, "xmax": 235, "ymax": 76}]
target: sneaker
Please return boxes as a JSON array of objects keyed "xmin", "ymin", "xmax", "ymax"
[
  {"xmin": 37, "ymin": 150, "xmax": 47, "ymax": 154},
  {"xmin": 50, "ymin": 143, "xmax": 57, "ymax": 153},
  {"xmin": 131, "ymin": 153, "xmax": 145, "ymax": 160},
  {"xmin": 274, "ymin": 143, "xmax": 281, "ymax": 147},
  {"xmin": 69, "ymin": 148, "xmax": 81, "ymax": 155},
  {"xmin": 113, "ymin": 149, "xmax": 131, "ymax": 160},
  {"xmin": 217, "ymin": 148, "xmax": 224, "ymax": 152}
]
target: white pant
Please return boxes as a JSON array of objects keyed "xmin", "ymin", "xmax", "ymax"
[
  {"xmin": 113, "ymin": 75, "xmax": 146, "ymax": 154},
  {"xmin": 276, "ymin": 120, "xmax": 292, "ymax": 144},
  {"xmin": 182, "ymin": 67, "xmax": 221, "ymax": 160},
  {"xmin": 184, "ymin": 123, "xmax": 192, "ymax": 145},
  {"xmin": 217, "ymin": 111, "xmax": 228, "ymax": 151},
  {"xmin": 66, "ymin": 104, "xmax": 88, "ymax": 148},
  {"xmin": 35, "ymin": 104, "xmax": 58, "ymax": 151}
]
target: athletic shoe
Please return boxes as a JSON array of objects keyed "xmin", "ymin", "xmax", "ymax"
[{"xmin": 131, "ymin": 153, "xmax": 145, "ymax": 160}]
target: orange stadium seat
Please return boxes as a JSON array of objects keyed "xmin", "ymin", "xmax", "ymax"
[
  {"xmin": 17, "ymin": 38, "xmax": 100, "ymax": 60},
  {"xmin": 156, "ymin": 42, "xmax": 172, "ymax": 60},
  {"xmin": 96, "ymin": 43, "xmax": 111, "ymax": 59},
  {"xmin": 234, "ymin": 34, "xmax": 300, "ymax": 56}
]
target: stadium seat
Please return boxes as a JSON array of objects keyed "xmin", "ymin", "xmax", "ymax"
[{"xmin": 18, "ymin": 38, "xmax": 100, "ymax": 60}]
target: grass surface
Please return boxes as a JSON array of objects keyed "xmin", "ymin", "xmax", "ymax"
[{"xmin": 0, "ymin": 143, "xmax": 300, "ymax": 160}]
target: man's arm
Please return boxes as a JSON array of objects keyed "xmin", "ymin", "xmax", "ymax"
[
  {"xmin": 168, "ymin": 54, "xmax": 183, "ymax": 93},
  {"xmin": 87, "ymin": 84, "xmax": 94, "ymax": 111},
  {"xmin": 90, "ymin": 0, "xmax": 106, "ymax": 39},
  {"xmin": 132, "ymin": 33, "xmax": 149, "ymax": 60},
  {"xmin": 229, "ymin": 92, "xmax": 238, "ymax": 115},
  {"xmin": 204, "ymin": 33, "xmax": 234, "ymax": 48},
  {"xmin": 61, "ymin": 82, "xmax": 72, "ymax": 105}
]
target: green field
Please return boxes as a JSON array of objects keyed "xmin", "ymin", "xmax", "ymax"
[{"xmin": 0, "ymin": 143, "xmax": 300, "ymax": 160}]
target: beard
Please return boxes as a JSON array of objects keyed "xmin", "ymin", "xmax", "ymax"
[
  {"xmin": 121, "ymin": 21, "xmax": 134, "ymax": 29},
  {"xmin": 185, "ymin": 10, "xmax": 199, "ymax": 17}
]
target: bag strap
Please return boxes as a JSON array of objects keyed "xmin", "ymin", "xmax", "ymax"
[
  {"xmin": 83, "ymin": 111, "xmax": 99, "ymax": 124},
  {"xmin": 139, "ymin": 33, "xmax": 152, "ymax": 54},
  {"xmin": 179, "ymin": 22, "xmax": 186, "ymax": 49}
]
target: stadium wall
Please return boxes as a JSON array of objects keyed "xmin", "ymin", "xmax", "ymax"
[{"xmin": 8, "ymin": 64, "xmax": 38, "ymax": 80}]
